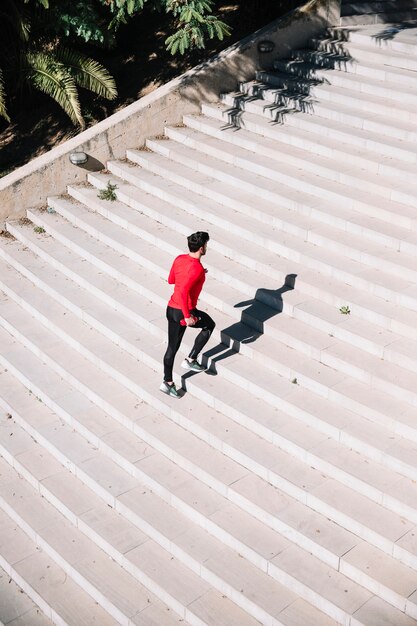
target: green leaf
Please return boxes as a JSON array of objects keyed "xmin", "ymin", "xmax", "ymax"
[
  {"xmin": 25, "ymin": 51, "xmax": 84, "ymax": 127},
  {"xmin": 55, "ymin": 47, "xmax": 117, "ymax": 100}
]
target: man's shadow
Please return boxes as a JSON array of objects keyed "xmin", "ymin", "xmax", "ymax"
[{"xmin": 186, "ymin": 273, "xmax": 297, "ymax": 380}]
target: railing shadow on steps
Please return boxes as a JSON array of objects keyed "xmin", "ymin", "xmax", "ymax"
[
  {"xmin": 0, "ymin": 0, "xmax": 341, "ymax": 222},
  {"xmin": 372, "ymin": 21, "xmax": 417, "ymax": 45},
  {"xmin": 180, "ymin": 274, "xmax": 297, "ymax": 392},
  {"xmin": 214, "ymin": 38, "xmax": 362, "ymax": 126}
]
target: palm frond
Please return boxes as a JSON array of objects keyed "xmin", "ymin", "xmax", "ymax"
[
  {"xmin": 54, "ymin": 47, "xmax": 117, "ymax": 100},
  {"xmin": 25, "ymin": 52, "xmax": 84, "ymax": 127},
  {"xmin": 0, "ymin": 69, "xmax": 10, "ymax": 123}
]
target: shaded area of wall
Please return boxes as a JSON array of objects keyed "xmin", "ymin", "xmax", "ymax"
[{"xmin": 0, "ymin": 0, "xmax": 340, "ymax": 224}]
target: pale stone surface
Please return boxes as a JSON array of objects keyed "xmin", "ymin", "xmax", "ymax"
[
  {"xmin": 187, "ymin": 588, "xmax": 261, "ymax": 626},
  {"xmin": 311, "ymin": 480, "xmax": 414, "ymax": 543},
  {"xmin": 75, "ymin": 547, "xmax": 155, "ymax": 618},
  {"xmin": 4, "ymin": 18, "xmax": 417, "ymax": 625},
  {"xmin": 279, "ymin": 597, "xmax": 339, "ymax": 626},
  {"xmin": 37, "ymin": 518, "xmax": 98, "ymax": 566},
  {"xmin": 13, "ymin": 550, "xmax": 116, "ymax": 626},
  {"xmin": 0, "ymin": 564, "xmax": 50, "ymax": 626},
  {"xmin": 272, "ymin": 544, "xmax": 373, "ymax": 614},
  {"xmin": 352, "ymin": 595, "xmax": 417, "ymax": 626},
  {"xmin": 79, "ymin": 502, "xmax": 149, "ymax": 555},
  {"xmin": 278, "ymin": 501, "xmax": 359, "ymax": 559},
  {"xmin": 41, "ymin": 470, "xmax": 100, "ymax": 517},
  {"xmin": 118, "ymin": 484, "xmax": 194, "ymax": 541},
  {"xmin": 204, "ymin": 546, "xmax": 298, "ymax": 618},
  {"xmin": 4, "ymin": 607, "xmax": 53, "ymax": 626},
  {"xmin": 209, "ymin": 502, "xmax": 290, "ymax": 560},
  {"xmin": 132, "ymin": 601, "xmax": 184, "ymax": 626},
  {"xmin": 341, "ymin": 542, "xmax": 417, "ymax": 598},
  {"xmin": 125, "ymin": 540, "xmax": 210, "ymax": 606},
  {"xmin": 0, "ymin": 509, "xmax": 38, "ymax": 566},
  {"xmin": 78, "ymin": 455, "xmax": 138, "ymax": 499}
]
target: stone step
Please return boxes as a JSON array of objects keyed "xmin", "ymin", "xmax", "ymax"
[
  {"xmin": 240, "ymin": 77, "xmax": 417, "ymax": 126},
  {"xmin": 340, "ymin": 9, "xmax": 417, "ymax": 25},
  {"xmin": 1, "ymin": 304, "xmax": 417, "ymax": 622},
  {"xmin": 0, "ymin": 359, "xmax": 363, "ymax": 576},
  {"xmin": 200, "ymin": 100, "xmax": 417, "ymax": 187},
  {"xmin": 221, "ymin": 89, "xmax": 417, "ymax": 144},
  {"xmin": 3, "ymin": 242, "xmax": 417, "ymax": 512},
  {"xmin": 0, "ymin": 386, "xmax": 385, "ymax": 626},
  {"xmin": 183, "ymin": 110, "xmax": 415, "ymax": 197},
  {"xmin": 144, "ymin": 127, "xmax": 417, "ymax": 244},
  {"xmin": 0, "ymin": 562, "xmax": 53, "ymax": 626},
  {"xmin": 27, "ymin": 198, "xmax": 417, "ymax": 413},
  {"xmin": 87, "ymin": 165, "xmax": 417, "ymax": 334},
  {"xmin": 330, "ymin": 23, "xmax": 417, "ymax": 57},
  {"xmin": 17, "ymin": 197, "xmax": 415, "ymax": 470},
  {"xmin": 0, "ymin": 484, "xmax": 118, "ymax": 626},
  {"xmin": 119, "ymin": 149, "xmax": 417, "ymax": 311},
  {"xmin": 273, "ymin": 54, "xmax": 417, "ymax": 90},
  {"xmin": 226, "ymin": 80, "xmax": 417, "ymax": 166},
  {"xmin": 19, "ymin": 195, "xmax": 416, "ymax": 420},
  {"xmin": 5, "ymin": 225, "xmax": 417, "ymax": 488},
  {"xmin": 34, "ymin": 183, "xmax": 417, "ymax": 374},
  {"xmin": 262, "ymin": 55, "xmax": 417, "ymax": 108},
  {"xmin": 294, "ymin": 42, "xmax": 417, "ymax": 73},
  {"xmin": 4, "ymin": 231, "xmax": 417, "ymax": 553},
  {"xmin": 308, "ymin": 36, "xmax": 417, "ymax": 73},
  {"xmin": 10, "ymin": 206, "xmax": 417, "ymax": 443},
  {"xmin": 1, "ymin": 408, "xmax": 309, "ymax": 626},
  {"xmin": 149, "ymin": 130, "xmax": 417, "ymax": 268}
]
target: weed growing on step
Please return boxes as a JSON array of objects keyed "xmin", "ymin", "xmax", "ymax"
[
  {"xmin": 98, "ymin": 181, "xmax": 118, "ymax": 201},
  {"xmin": 339, "ymin": 305, "xmax": 350, "ymax": 315},
  {"xmin": 34, "ymin": 226, "xmax": 45, "ymax": 234}
]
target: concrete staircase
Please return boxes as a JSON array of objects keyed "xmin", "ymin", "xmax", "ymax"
[
  {"xmin": 1, "ymin": 18, "xmax": 417, "ymax": 626},
  {"xmin": 340, "ymin": 0, "xmax": 417, "ymax": 24}
]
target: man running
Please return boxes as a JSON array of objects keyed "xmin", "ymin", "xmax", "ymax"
[{"xmin": 160, "ymin": 231, "xmax": 215, "ymax": 398}]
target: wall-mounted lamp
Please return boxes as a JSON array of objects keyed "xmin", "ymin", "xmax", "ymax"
[
  {"xmin": 257, "ymin": 40, "xmax": 275, "ymax": 53},
  {"xmin": 69, "ymin": 151, "xmax": 88, "ymax": 165}
]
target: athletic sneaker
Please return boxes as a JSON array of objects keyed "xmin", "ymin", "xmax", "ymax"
[
  {"xmin": 159, "ymin": 381, "xmax": 180, "ymax": 398},
  {"xmin": 181, "ymin": 358, "xmax": 206, "ymax": 372}
]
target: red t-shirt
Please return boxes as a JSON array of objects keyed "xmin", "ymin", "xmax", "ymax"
[{"xmin": 167, "ymin": 254, "xmax": 206, "ymax": 318}]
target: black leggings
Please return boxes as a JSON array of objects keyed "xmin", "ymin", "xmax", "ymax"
[{"xmin": 163, "ymin": 306, "xmax": 215, "ymax": 382}]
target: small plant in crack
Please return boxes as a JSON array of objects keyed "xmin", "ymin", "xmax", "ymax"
[
  {"xmin": 97, "ymin": 181, "xmax": 118, "ymax": 201},
  {"xmin": 34, "ymin": 226, "xmax": 45, "ymax": 234},
  {"xmin": 339, "ymin": 305, "xmax": 350, "ymax": 315}
]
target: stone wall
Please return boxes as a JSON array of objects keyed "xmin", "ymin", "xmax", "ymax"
[{"xmin": 0, "ymin": 0, "xmax": 340, "ymax": 224}]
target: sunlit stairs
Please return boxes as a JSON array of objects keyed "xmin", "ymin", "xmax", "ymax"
[{"xmin": 2, "ymin": 16, "xmax": 417, "ymax": 626}]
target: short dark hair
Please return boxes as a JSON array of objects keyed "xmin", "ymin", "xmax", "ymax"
[{"xmin": 187, "ymin": 231, "xmax": 209, "ymax": 252}]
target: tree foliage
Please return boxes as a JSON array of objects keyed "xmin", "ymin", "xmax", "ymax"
[
  {"xmin": 0, "ymin": 0, "xmax": 231, "ymax": 126},
  {"xmin": 0, "ymin": 0, "xmax": 118, "ymax": 126}
]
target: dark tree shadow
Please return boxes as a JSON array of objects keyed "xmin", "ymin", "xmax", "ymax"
[{"xmin": 181, "ymin": 273, "xmax": 297, "ymax": 390}]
